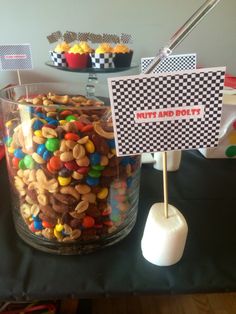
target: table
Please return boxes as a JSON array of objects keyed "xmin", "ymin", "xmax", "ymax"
[{"xmin": 1, "ymin": 150, "xmax": 236, "ymax": 301}]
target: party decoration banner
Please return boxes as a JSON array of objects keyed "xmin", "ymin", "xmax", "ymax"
[
  {"xmin": 141, "ymin": 53, "xmax": 197, "ymax": 74},
  {"xmin": 108, "ymin": 67, "xmax": 225, "ymax": 156},
  {"xmin": 0, "ymin": 44, "xmax": 33, "ymax": 71}
]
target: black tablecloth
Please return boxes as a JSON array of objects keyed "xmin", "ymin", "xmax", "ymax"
[{"xmin": 1, "ymin": 150, "xmax": 236, "ymax": 301}]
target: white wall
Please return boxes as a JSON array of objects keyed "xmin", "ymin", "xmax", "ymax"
[{"xmin": 0, "ymin": 0, "xmax": 235, "ymax": 94}]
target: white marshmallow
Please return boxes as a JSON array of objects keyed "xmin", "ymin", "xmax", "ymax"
[{"xmin": 141, "ymin": 203, "xmax": 188, "ymax": 266}]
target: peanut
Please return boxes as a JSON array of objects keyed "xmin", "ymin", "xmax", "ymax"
[
  {"xmin": 60, "ymin": 151, "xmax": 74, "ymax": 162},
  {"xmin": 93, "ymin": 121, "xmax": 114, "ymax": 139},
  {"xmin": 74, "ymin": 200, "xmax": 89, "ymax": 213},
  {"xmin": 42, "ymin": 127, "xmax": 57, "ymax": 138},
  {"xmin": 78, "ymin": 136, "xmax": 89, "ymax": 144},
  {"xmin": 81, "ymin": 192, "xmax": 96, "ymax": 204},
  {"xmin": 60, "ymin": 186, "xmax": 80, "ymax": 200},
  {"xmin": 75, "ymin": 184, "xmax": 91, "ymax": 194},
  {"xmin": 32, "ymin": 152, "xmax": 46, "ymax": 164},
  {"xmin": 75, "ymin": 156, "xmax": 90, "ymax": 167},
  {"xmin": 73, "ymin": 144, "xmax": 85, "ymax": 159}
]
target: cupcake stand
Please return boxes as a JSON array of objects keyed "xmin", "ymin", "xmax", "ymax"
[{"xmin": 45, "ymin": 60, "xmax": 137, "ymax": 98}]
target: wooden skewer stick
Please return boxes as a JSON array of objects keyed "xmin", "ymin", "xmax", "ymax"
[{"xmin": 162, "ymin": 151, "xmax": 168, "ymax": 219}]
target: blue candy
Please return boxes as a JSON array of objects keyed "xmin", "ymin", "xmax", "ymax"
[
  {"xmin": 14, "ymin": 148, "xmax": 25, "ymax": 159},
  {"xmin": 86, "ymin": 176, "xmax": 99, "ymax": 186},
  {"xmin": 34, "ymin": 220, "xmax": 43, "ymax": 230},
  {"xmin": 126, "ymin": 177, "xmax": 133, "ymax": 188},
  {"xmin": 33, "ymin": 119, "xmax": 44, "ymax": 130},
  {"xmin": 90, "ymin": 152, "xmax": 101, "ymax": 165},
  {"xmin": 43, "ymin": 150, "xmax": 52, "ymax": 161},
  {"xmin": 107, "ymin": 139, "xmax": 116, "ymax": 149},
  {"xmin": 47, "ymin": 119, "xmax": 59, "ymax": 126},
  {"xmin": 36, "ymin": 144, "xmax": 46, "ymax": 156},
  {"xmin": 120, "ymin": 156, "xmax": 131, "ymax": 166}
]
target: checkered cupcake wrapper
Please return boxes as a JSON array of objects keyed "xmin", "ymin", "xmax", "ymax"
[
  {"xmin": 90, "ymin": 53, "xmax": 114, "ymax": 69},
  {"xmin": 50, "ymin": 51, "xmax": 67, "ymax": 67}
]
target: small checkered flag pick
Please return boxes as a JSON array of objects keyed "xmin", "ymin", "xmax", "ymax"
[
  {"xmin": 141, "ymin": 53, "xmax": 197, "ymax": 74},
  {"xmin": 120, "ymin": 33, "xmax": 133, "ymax": 44},
  {"xmin": 78, "ymin": 32, "xmax": 90, "ymax": 42},
  {"xmin": 47, "ymin": 31, "xmax": 62, "ymax": 43},
  {"xmin": 63, "ymin": 31, "xmax": 77, "ymax": 43},
  {"xmin": 108, "ymin": 67, "xmax": 225, "ymax": 156}
]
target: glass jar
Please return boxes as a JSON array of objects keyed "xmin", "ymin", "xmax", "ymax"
[{"xmin": 0, "ymin": 83, "xmax": 141, "ymax": 254}]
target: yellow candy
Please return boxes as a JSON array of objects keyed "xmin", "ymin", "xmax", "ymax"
[
  {"xmin": 228, "ymin": 131, "xmax": 236, "ymax": 144},
  {"xmin": 58, "ymin": 176, "xmax": 71, "ymax": 186},
  {"xmin": 5, "ymin": 120, "xmax": 13, "ymax": 128},
  {"xmin": 55, "ymin": 223, "xmax": 64, "ymax": 232},
  {"xmin": 8, "ymin": 147, "xmax": 15, "ymax": 154},
  {"xmin": 111, "ymin": 148, "xmax": 116, "ymax": 155},
  {"xmin": 97, "ymin": 187, "xmax": 109, "ymax": 200},
  {"xmin": 34, "ymin": 130, "xmax": 43, "ymax": 137},
  {"xmin": 85, "ymin": 140, "xmax": 95, "ymax": 153},
  {"xmin": 59, "ymin": 120, "xmax": 67, "ymax": 125},
  {"xmin": 54, "ymin": 228, "xmax": 63, "ymax": 240}
]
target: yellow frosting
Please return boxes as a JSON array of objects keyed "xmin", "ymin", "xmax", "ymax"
[
  {"xmin": 68, "ymin": 44, "xmax": 85, "ymax": 54},
  {"xmin": 79, "ymin": 41, "xmax": 93, "ymax": 53},
  {"xmin": 95, "ymin": 43, "xmax": 113, "ymax": 54},
  {"xmin": 113, "ymin": 44, "xmax": 130, "ymax": 53},
  {"xmin": 54, "ymin": 41, "xmax": 70, "ymax": 53}
]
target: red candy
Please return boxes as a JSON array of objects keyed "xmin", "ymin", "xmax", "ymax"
[
  {"xmin": 12, "ymin": 157, "xmax": 20, "ymax": 168},
  {"xmin": 47, "ymin": 161, "xmax": 57, "ymax": 174},
  {"xmin": 49, "ymin": 156, "xmax": 63, "ymax": 171},
  {"xmin": 73, "ymin": 121, "xmax": 84, "ymax": 131},
  {"xmin": 233, "ymin": 120, "xmax": 236, "ymax": 129},
  {"xmin": 77, "ymin": 167, "xmax": 89, "ymax": 174},
  {"xmin": 64, "ymin": 133, "xmax": 80, "ymax": 141},
  {"xmin": 82, "ymin": 216, "xmax": 95, "ymax": 228},
  {"xmin": 81, "ymin": 124, "xmax": 93, "ymax": 132},
  {"xmin": 42, "ymin": 221, "xmax": 54, "ymax": 228},
  {"xmin": 60, "ymin": 110, "xmax": 73, "ymax": 117},
  {"xmin": 103, "ymin": 221, "xmax": 114, "ymax": 227},
  {"xmin": 64, "ymin": 160, "xmax": 79, "ymax": 171}
]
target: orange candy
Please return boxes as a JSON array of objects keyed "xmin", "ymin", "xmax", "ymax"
[
  {"xmin": 64, "ymin": 133, "xmax": 80, "ymax": 141},
  {"xmin": 49, "ymin": 156, "xmax": 63, "ymax": 171},
  {"xmin": 81, "ymin": 124, "xmax": 93, "ymax": 132},
  {"xmin": 82, "ymin": 216, "xmax": 95, "ymax": 228}
]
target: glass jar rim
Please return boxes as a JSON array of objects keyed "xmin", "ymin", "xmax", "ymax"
[{"xmin": 0, "ymin": 82, "xmax": 109, "ymax": 111}]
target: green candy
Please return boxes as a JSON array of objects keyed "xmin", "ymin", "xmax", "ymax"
[
  {"xmin": 19, "ymin": 159, "xmax": 27, "ymax": 170},
  {"xmin": 65, "ymin": 115, "xmax": 77, "ymax": 122},
  {"xmin": 6, "ymin": 137, "xmax": 13, "ymax": 147},
  {"xmin": 23, "ymin": 155, "xmax": 35, "ymax": 169},
  {"xmin": 88, "ymin": 169, "xmax": 101, "ymax": 178},
  {"xmin": 225, "ymin": 146, "xmax": 236, "ymax": 158},
  {"xmin": 92, "ymin": 164, "xmax": 105, "ymax": 171},
  {"xmin": 45, "ymin": 138, "xmax": 60, "ymax": 152}
]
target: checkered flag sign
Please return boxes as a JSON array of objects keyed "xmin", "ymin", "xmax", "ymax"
[
  {"xmin": 108, "ymin": 67, "xmax": 226, "ymax": 156},
  {"xmin": 0, "ymin": 44, "xmax": 33, "ymax": 71},
  {"xmin": 63, "ymin": 31, "xmax": 77, "ymax": 43},
  {"xmin": 141, "ymin": 53, "xmax": 197, "ymax": 73}
]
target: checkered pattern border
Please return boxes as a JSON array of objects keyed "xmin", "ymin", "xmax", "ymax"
[
  {"xmin": 90, "ymin": 53, "xmax": 114, "ymax": 69},
  {"xmin": 0, "ymin": 44, "xmax": 33, "ymax": 71},
  {"xmin": 50, "ymin": 51, "xmax": 67, "ymax": 67},
  {"xmin": 141, "ymin": 53, "xmax": 197, "ymax": 74},
  {"xmin": 108, "ymin": 68, "xmax": 225, "ymax": 156}
]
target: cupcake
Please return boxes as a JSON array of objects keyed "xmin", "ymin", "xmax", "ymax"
[
  {"xmin": 65, "ymin": 43, "xmax": 89, "ymax": 69},
  {"xmin": 113, "ymin": 44, "xmax": 133, "ymax": 68},
  {"xmin": 50, "ymin": 41, "xmax": 70, "ymax": 67},
  {"xmin": 79, "ymin": 41, "xmax": 94, "ymax": 67},
  {"xmin": 90, "ymin": 43, "xmax": 114, "ymax": 69}
]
